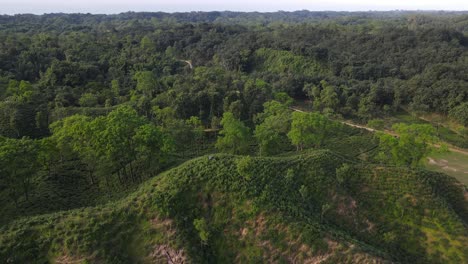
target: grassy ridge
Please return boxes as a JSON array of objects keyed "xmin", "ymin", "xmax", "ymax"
[
  {"xmin": 0, "ymin": 160, "xmax": 99, "ymax": 226},
  {"xmin": 1, "ymin": 150, "xmax": 467, "ymax": 263}
]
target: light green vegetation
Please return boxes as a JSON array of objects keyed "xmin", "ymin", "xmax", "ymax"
[
  {"xmin": 215, "ymin": 112, "xmax": 251, "ymax": 155},
  {"xmin": 425, "ymin": 151, "xmax": 468, "ymax": 186},
  {"xmin": 1, "ymin": 151, "xmax": 467, "ymax": 263},
  {"xmin": 379, "ymin": 112, "xmax": 468, "ymax": 149},
  {"xmin": 376, "ymin": 123, "xmax": 437, "ymax": 167}
]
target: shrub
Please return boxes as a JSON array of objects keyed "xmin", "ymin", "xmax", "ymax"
[
  {"xmin": 449, "ymin": 103, "xmax": 468, "ymax": 126},
  {"xmin": 367, "ymin": 119, "xmax": 385, "ymax": 130},
  {"xmin": 236, "ymin": 156, "xmax": 254, "ymax": 181},
  {"xmin": 193, "ymin": 218, "xmax": 210, "ymax": 244}
]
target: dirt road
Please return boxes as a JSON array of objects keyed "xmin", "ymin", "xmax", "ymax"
[{"xmin": 289, "ymin": 107, "xmax": 468, "ymax": 156}]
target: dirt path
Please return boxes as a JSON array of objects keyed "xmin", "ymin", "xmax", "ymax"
[
  {"xmin": 289, "ymin": 107, "xmax": 468, "ymax": 156},
  {"xmin": 290, "ymin": 107, "xmax": 395, "ymax": 135},
  {"xmin": 432, "ymin": 144, "xmax": 468, "ymax": 155},
  {"xmin": 179, "ymin": 60, "xmax": 193, "ymax": 69},
  {"xmin": 340, "ymin": 121, "xmax": 375, "ymax": 132}
]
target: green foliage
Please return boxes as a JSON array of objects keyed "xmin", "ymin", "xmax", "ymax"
[
  {"xmin": 358, "ymin": 96, "xmax": 377, "ymax": 121},
  {"xmin": 2, "ymin": 151, "xmax": 467, "ymax": 263},
  {"xmin": 134, "ymin": 71, "xmax": 158, "ymax": 98},
  {"xmin": 299, "ymin": 185, "xmax": 309, "ymax": 200},
  {"xmin": 0, "ymin": 137, "xmax": 40, "ymax": 204},
  {"xmin": 193, "ymin": 218, "xmax": 210, "ymax": 244},
  {"xmin": 50, "ymin": 105, "xmax": 172, "ymax": 187},
  {"xmin": 236, "ymin": 156, "xmax": 254, "ymax": 181},
  {"xmin": 0, "ymin": 81, "xmax": 42, "ymax": 138},
  {"xmin": 0, "ymin": 11, "xmax": 467, "ymax": 264},
  {"xmin": 273, "ymin": 92, "xmax": 293, "ymax": 106},
  {"xmin": 0, "ymin": 12, "xmax": 465, "ymax": 128},
  {"xmin": 153, "ymin": 107, "xmax": 204, "ymax": 154},
  {"xmin": 323, "ymin": 132, "xmax": 378, "ymax": 160},
  {"xmin": 111, "ymin": 79, "xmax": 121, "ymax": 99},
  {"xmin": 335, "ymin": 163, "xmax": 352, "ymax": 188},
  {"xmin": 319, "ymin": 80, "xmax": 339, "ymax": 111},
  {"xmin": 50, "ymin": 115, "xmax": 98, "ymax": 181},
  {"xmin": 6, "ymin": 80, "xmax": 34, "ymax": 103},
  {"xmin": 449, "ymin": 103, "xmax": 468, "ymax": 126},
  {"xmin": 133, "ymin": 124, "xmax": 173, "ymax": 171},
  {"xmin": 140, "ymin": 35, "xmax": 155, "ymax": 51},
  {"xmin": 377, "ymin": 123, "xmax": 436, "ymax": 167},
  {"xmin": 254, "ymin": 100, "xmax": 291, "ymax": 155},
  {"xmin": 79, "ymin": 93, "xmax": 98, "ymax": 107},
  {"xmin": 216, "ymin": 112, "xmax": 251, "ymax": 154},
  {"xmin": 287, "ymin": 111, "xmax": 336, "ymax": 151},
  {"xmin": 367, "ymin": 119, "xmax": 385, "ymax": 130},
  {"xmin": 187, "ymin": 116, "xmax": 205, "ymax": 149},
  {"xmin": 254, "ymin": 48, "xmax": 325, "ymax": 77}
]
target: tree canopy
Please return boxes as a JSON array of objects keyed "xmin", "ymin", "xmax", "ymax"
[
  {"xmin": 376, "ymin": 123, "xmax": 437, "ymax": 167},
  {"xmin": 216, "ymin": 112, "xmax": 251, "ymax": 154},
  {"xmin": 288, "ymin": 111, "xmax": 337, "ymax": 151}
]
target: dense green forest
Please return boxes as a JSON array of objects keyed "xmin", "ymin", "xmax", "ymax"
[{"xmin": 0, "ymin": 11, "xmax": 467, "ymax": 263}]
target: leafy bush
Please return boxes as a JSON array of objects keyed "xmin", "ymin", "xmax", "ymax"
[
  {"xmin": 367, "ymin": 119, "xmax": 385, "ymax": 130},
  {"xmin": 449, "ymin": 103, "xmax": 468, "ymax": 126}
]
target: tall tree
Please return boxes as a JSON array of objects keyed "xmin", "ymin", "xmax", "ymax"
[
  {"xmin": 133, "ymin": 124, "xmax": 173, "ymax": 175},
  {"xmin": 288, "ymin": 112, "xmax": 335, "ymax": 151},
  {"xmin": 319, "ymin": 80, "xmax": 339, "ymax": 112},
  {"xmin": 254, "ymin": 100, "xmax": 291, "ymax": 155},
  {"xmin": 376, "ymin": 123, "xmax": 437, "ymax": 167},
  {"xmin": 216, "ymin": 112, "xmax": 251, "ymax": 154},
  {"xmin": 134, "ymin": 71, "xmax": 158, "ymax": 98},
  {"xmin": 50, "ymin": 115, "xmax": 100, "ymax": 185},
  {"xmin": 0, "ymin": 137, "xmax": 40, "ymax": 205}
]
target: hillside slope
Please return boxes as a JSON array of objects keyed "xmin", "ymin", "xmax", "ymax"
[{"xmin": 1, "ymin": 150, "xmax": 467, "ymax": 263}]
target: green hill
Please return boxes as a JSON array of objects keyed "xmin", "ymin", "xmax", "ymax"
[{"xmin": 1, "ymin": 150, "xmax": 466, "ymax": 263}]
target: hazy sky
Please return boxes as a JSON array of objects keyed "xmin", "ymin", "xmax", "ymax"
[{"xmin": 2, "ymin": 0, "xmax": 468, "ymax": 14}]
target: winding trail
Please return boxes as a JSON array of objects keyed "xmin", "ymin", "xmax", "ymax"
[
  {"xmin": 289, "ymin": 107, "xmax": 468, "ymax": 156},
  {"xmin": 179, "ymin": 60, "xmax": 193, "ymax": 69}
]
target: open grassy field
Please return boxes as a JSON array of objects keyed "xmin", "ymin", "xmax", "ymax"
[{"xmin": 426, "ymin": 151, "xmax": 468, "ymax": 186}]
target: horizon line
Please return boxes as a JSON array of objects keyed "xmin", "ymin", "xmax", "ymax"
[{"xmin": 2, "ymin": 9, "xmax": 468, "ymax": 16}]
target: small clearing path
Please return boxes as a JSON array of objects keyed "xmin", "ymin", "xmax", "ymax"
[
  {"xmin": 289, "ymin": 107, "xmax": 468, "ymax": 156},
  {"xmin": 179, "ymin": 60, "xmax": 193, "ymax": 69}
]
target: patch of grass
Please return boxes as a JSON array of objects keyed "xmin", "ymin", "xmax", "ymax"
[{"xmin": 425, "ymin": 151, "xmax": 468, "ymax": 186}]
